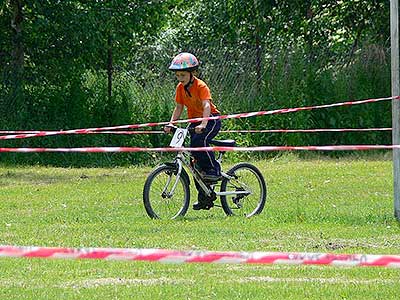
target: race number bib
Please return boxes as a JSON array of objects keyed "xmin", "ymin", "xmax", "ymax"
[{"xmin": 169, "ymin": 128, "xmax": 187, "ymax": 148}]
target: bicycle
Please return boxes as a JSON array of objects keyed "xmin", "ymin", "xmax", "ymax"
[{"xmin": 143, "ymin": 125, "xmax": 267, "ymax": 219}]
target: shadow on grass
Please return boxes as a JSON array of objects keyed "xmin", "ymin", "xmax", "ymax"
[
  {"xmin": 0, "ymin": 169, "xmax": 135, "ymax": 187},
  {"xmin": 174, "ymin": 212, "xmax": 229, "ymax": 222}
]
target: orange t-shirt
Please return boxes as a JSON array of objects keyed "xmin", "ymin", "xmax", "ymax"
[{"xmin": 175, "ymin": 77, "xmax": 220, "ymax": 119}]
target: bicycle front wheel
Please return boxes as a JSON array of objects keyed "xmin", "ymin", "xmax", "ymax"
[
  {"xmin": 143, "ymin": 164, "xmax": 190, "ymax": 219},
  {"xmin": 220, "ymin": 163, "xmax": 267, "ymax": 217}
]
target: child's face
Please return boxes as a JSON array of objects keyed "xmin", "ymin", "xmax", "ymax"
[{"xmin": 175, "ymin": 71, "xmax": 191, "ymax": 85}]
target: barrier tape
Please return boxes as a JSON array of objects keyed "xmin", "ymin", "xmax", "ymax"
[
  {"xmin": 0, "ymin": 128, "xmax": 392, "ymax": 136},
  {"xmin": 0, "ymin": 145, "xmax": 399, "ymax": 153},
  {"xmin": 0, "ymin": 130, "xmax": 164, "ymax": 135},
  {"xmin": 221, "ymin": 128, "xmax": 392, "ymax": 133},
  {"xmin": 0, "ymin": 96, "xmax": 395, "ymax": 140},
  {"xmin": 1, "ymin": 245, "xmax": 399, "ymax": 268}
]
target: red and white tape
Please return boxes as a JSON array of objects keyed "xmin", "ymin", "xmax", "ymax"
[
  {"xmin": 0, "ymin": 96, "xmax": 395, "ymax": 140},
  {"xmin": 0, "ymin": 128, "xmax": 392, "ymax": 136},
  {"xmin": 1, "ymin": 245, "xmax": 399, "ymax": 268},
  {"xmin": 0, "ymin": 145, "xmax": 399, "ymax": 153},
  {"xmin": 220, "ymin": 128, "xmax": 392, "ymax": 133},
  {"xmin": 0, "ymin": 130, "xmax": 164, "ymax": 135}
]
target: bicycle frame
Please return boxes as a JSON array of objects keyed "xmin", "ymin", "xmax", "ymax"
[{"xmin": 169, "ymin": 148, "xmax": 251, "ymax": 200}]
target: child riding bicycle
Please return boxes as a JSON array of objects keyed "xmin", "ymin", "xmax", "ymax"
[{"xmin": 164, "ymin": 52, "xmax": 221, "ymax": 210}]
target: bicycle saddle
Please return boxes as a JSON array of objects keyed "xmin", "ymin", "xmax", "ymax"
[{"xmin": 209, "ymin": 139, "xmax": 236, "ymax": 147}]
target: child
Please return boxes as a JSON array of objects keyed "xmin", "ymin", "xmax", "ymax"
[{"xmin": 164, "ymin": 52, "xmax": 221, "ymax": 210}]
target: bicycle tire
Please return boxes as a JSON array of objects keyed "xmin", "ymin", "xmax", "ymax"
[
  {"xmin": 220, "ymin": 162, "xmax": 267, "ymax": 217},
  {"xmin": 143, "ymin": 164, "xmax": 190, "ymax": 219}
]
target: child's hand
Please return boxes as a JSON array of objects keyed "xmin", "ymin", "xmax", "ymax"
[
  {"xmin": 164, "ymin": 124, "xmax": 174, "ymax": 134},
  {"xmin": 195, "ymin": 124, "xmax": 205, "ymax": 134}
]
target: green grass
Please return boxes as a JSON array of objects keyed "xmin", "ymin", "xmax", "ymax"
[{"xmin": 0, "ymin": 155, "xmax": 399, "ymax": 299}]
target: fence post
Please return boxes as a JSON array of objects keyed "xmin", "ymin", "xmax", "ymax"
[{"xmin": 391, "ymin": 0, "xmax": 400, "ymax": 220}]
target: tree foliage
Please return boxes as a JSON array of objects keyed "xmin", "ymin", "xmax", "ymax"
[{"xmin": 0, "ymin": 0, "xmax": 393, "ymax": 165}]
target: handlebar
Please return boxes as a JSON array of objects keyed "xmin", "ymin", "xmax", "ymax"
[
  {"xmin": 164, "ymin": 124, "xmax": 207, "ymax": 134},
  {"xmin": 164, "ymin": 124, "xmax": 178, "ymax": 133}
]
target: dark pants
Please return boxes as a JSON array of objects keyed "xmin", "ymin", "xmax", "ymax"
[
  {"xmin": 189, "ymin": 117, "xmax": 221, "ymax": 175},
  {"xmin": 189, "ymin": 116, "xmax": 221, "ymax": 201}
]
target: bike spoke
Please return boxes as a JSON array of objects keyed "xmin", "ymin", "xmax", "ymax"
[
  {"xmin": 143, "ymin": 165, "xmax": 190, "ymax": 219},
  {"xmin": 220, "ymin": 163, "xmax": 267, "ymax": 217}
]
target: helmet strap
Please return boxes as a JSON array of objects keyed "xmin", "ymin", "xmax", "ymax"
[{"xmin": 184, "ymin": 73, "xmax": 195, "ymax": 97}]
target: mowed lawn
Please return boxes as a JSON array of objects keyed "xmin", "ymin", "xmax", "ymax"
[{"xmin": 0, "ymin": 155, "xmax": 399, "ymax": 299}]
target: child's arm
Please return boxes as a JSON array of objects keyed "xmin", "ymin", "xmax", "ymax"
[
  {"xmin": 194, "ymin": 100, "xmax": 211, "ymax": 134},
  {"xmin": 164, "ymin": 103, "xmax": 184, "ymax": 133}
]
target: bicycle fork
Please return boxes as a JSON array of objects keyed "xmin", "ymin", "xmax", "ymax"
[{"xmin": 162, "ymin": 161, "xmax": 184, "ymax": 198}]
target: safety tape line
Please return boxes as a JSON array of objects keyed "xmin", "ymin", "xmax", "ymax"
[
  {"xmin": 1, "ymin": 245, "xmax": 399, "ymax": 268},
  {"xmin": 0, "ymin": 130, "xmax": 164, "ymax": 135},
  {"xmin": 0, "ymin": 145, "xmax": 399, "ymax": 153},
  {"xmin": 219, "ymin": 128, "xmax": 392, "ymax": 133},
  {"xmin": 0, "ymin": 96, "xmax": 395, "ymax": 140},
  {"xmin": 0, "ymin": 128, "xmax": 392, "ymax": 136}
]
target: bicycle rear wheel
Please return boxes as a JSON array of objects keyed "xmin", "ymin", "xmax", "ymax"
[
  {"xmin": 220, "ymin": 163, "xmax": 267, "ymax": 217},
  {"xmin": 143, "ymin": 164, "xmax": 190, "ymax": 219}
]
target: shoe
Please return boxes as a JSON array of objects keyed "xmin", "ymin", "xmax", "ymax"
[
  {"xmin": 193, "ymin": 194, "xmax": 215, "ymax": 210},
  {"xmin": 192, "ymin": 201, "xmax": 214, "ymax": 210}
]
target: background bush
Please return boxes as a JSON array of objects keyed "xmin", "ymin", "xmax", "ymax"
[{"xmin": 0, "ymin": 0, "xmax": 393, "ymax": 166}]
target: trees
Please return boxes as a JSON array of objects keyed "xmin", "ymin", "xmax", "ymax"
[
  {"xmin": 1, "ymin": 0, "xmax": 170, "ymax": 128},
  {"xmin": 165, "ymin": 0, "xmax": 389, "ymax": 100},
  {"xmin": 0, "ymin": 0, "xmax": 24, "ymax": 125},
  {"xmin": 0, "ymin": 0, "xmax": 393, "ymax": 165}
]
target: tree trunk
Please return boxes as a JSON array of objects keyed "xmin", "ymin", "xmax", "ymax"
[
  {"xmin": 9, "ymin": 0, "xmax": 24, "ymax": 123},
  {"xmin": 255, "ymin": 34, "xmax": 262, "ymax": 93},
  {"xmin": 254, "ymin": 0, "xmax": 262, "ymax": 96},
  {"xmin": 107, "ymin": 34, "xmax": 113, "ymax": 123},
  {"xmin": 107, "ymin": 35, "xmax": 113, "ymax": 102}
]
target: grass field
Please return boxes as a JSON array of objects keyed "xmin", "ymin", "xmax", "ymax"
[{"xmin": 0, "ymin": 155, "xmax": 399, "ymax": 299}]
